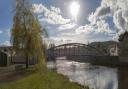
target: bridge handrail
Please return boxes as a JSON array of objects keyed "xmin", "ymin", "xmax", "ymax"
[{"xmin": 47, "ymin": 43, "xmax": 106, "ymax": 55}]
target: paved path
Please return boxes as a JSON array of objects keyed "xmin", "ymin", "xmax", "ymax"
[{"xmin": 0, "ymin": 65, "xmax": 29, "ymax": 84}]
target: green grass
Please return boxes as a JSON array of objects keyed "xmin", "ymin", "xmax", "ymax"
[{"xmin": 0, "ymin": 68, "xmax": 89, "ymax": 89}]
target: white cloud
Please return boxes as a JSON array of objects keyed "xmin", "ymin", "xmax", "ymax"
[
  {"xmin": 81, "ymin": 19, "xmax": 112, "ymax": 35},
  {"xmin": 32, "ymin": 2, "xmax": 116, "ymax": 45},
  {"xmin": 96, "ymin": 19, "xmax": 112, "ymax": 34},
  {"xmin": 32, "ymin": 4, "xmax": 47, "ymax": 13},
  {"xmin": 33, "ymin": 4, "xmax": 71, "ymax": 25},
  {"xmin": 1, "ymin": 41, "xmax": 11, "ymax": 46},
  {"xmin": 91, "ymin": 0, "xmax": 128, "ymax": 40},
  {"xmin": 51, "ymin": 6, "xmax": 61, "ymax": 14},
  {"xmin": 0, "ymin": 30, "xmax": 3, "ymax": 34},
  {"xmin": 96, "ymin": 6, "xmax": 111, "ymax": 17},
  {"xmin": 87, "ymin": 2, "xmax": 113, "ymax": 37},
  {"xmin": 57, "ymin": 23, "xmax": 76, "ymax": 31},
  {"xmin": 49, "ymin": 22, "xmax": 113, "ymax": 45},
  {"xmin": 88, "ymin": 6, "xmax": 111, "ymax": 24},
  {"xmin": 75, "ymin": 25, "xmax": 94, "ymax": 34},
  {"xmin": 113, "ymin": 10, "xmax": 125, "ymax": 31}
]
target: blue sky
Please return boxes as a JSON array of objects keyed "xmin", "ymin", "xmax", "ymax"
[
  {"xmin": 0, "ymin": 0, "xmax": 14, "ymax": 45},
  {"xmin": 0, "ymin": 0, "xmax": 127, "ymax": 46}
]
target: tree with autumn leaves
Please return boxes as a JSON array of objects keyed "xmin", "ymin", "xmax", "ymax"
[{"xmin": 11, "ymin": 0, "xmax": 46, "ymax": 69}]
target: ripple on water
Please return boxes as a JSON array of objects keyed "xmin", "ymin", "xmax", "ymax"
[{"xmin": 47, "ymin": 60, "xmax": 118, "ymax": 89}]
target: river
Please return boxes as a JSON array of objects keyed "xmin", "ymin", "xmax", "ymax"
[{"xmin": 47, "ymin": 59, "xmax": 128, "ymax": 89}]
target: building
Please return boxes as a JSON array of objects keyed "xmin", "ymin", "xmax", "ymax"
[
  {"xmin": 0, "ymin": 46, "xmax": 38, "ymax": 67},
  {"xmin": 89, "ymin": 41, "xmax": 119, "ymax": 56},
  {"xmin": 0, "ymin": 46, "xmax": 12, "ymax": 66},
  {"xmin": 118, "ymin": 32, "xmax": 128, "ymax": 61}
]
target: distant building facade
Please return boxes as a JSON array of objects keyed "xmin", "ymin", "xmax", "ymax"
[
  {"xmin": 0, "ymin": 46, "xmax": 12, "ymax": 66},
  {"xmin": 119, "ymin": 31, "xmax": 128, "ymax": 56},
  {"xmin": 0, "ymin": 46, "xmax": 37, "ymax": 67},
  {"xmin": 89, "ymin": 41, "xmax": 119, "ymax": 56}
]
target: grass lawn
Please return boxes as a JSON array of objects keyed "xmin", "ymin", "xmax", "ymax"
[{"xmin": 0, "ymin": 67, "xmax": 89, "ymax": 89}]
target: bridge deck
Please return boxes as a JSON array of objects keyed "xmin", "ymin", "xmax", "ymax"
[{"xmin": 47, "ymin": 43, "xmax": 122, "ymax": 67}]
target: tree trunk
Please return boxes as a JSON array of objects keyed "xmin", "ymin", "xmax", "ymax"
[{"xmin": 26, "ymin": 55, "xmax": 29, "ymax": 68}]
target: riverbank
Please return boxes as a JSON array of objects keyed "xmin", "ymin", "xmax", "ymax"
[{"xmin": 0, "ymin": 66, "xmax": 89, "ymax": 89}]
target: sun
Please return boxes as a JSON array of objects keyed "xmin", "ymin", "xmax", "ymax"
[{"xmin": 70, "ymin": 1, "xmax": 80, "ymax": 20}]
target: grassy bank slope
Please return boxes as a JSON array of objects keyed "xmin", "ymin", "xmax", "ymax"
[{"xmin": 0, "ymin": 69, "xmax": 88, "ymax": 89}]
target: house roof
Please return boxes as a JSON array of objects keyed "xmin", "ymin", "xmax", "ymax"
[{"xmin": 0, "ymin": 46, "xmax": 12, "ymax": 51}]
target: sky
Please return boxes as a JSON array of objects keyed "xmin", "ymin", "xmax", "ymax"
[{"xmin": 0, "ymin": 0, "xmax": 127, "ymax": 46}]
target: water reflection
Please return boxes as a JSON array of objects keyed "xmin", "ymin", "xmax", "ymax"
[{"xmin": 47, "ymin": 60, "xmax": 118, "ymax": 89}]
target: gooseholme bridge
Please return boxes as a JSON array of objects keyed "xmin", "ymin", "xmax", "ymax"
[{"xmin": 46, "ymin": 43, "xmax": 118, "ymax": 64}]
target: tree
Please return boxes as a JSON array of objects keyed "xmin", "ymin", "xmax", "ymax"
[{"xmin": 11, "ymin": 0, "xmax": 46, "ymax": 69}]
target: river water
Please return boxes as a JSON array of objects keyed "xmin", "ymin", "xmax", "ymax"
[{"xmin": 47, "ymin": 59, "xmax": 128, "ymax": 89}]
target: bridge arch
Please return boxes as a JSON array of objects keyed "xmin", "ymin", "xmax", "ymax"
[{"xmin": 47, "ymin": 43, "xmax": 108, "ymax": 61}]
